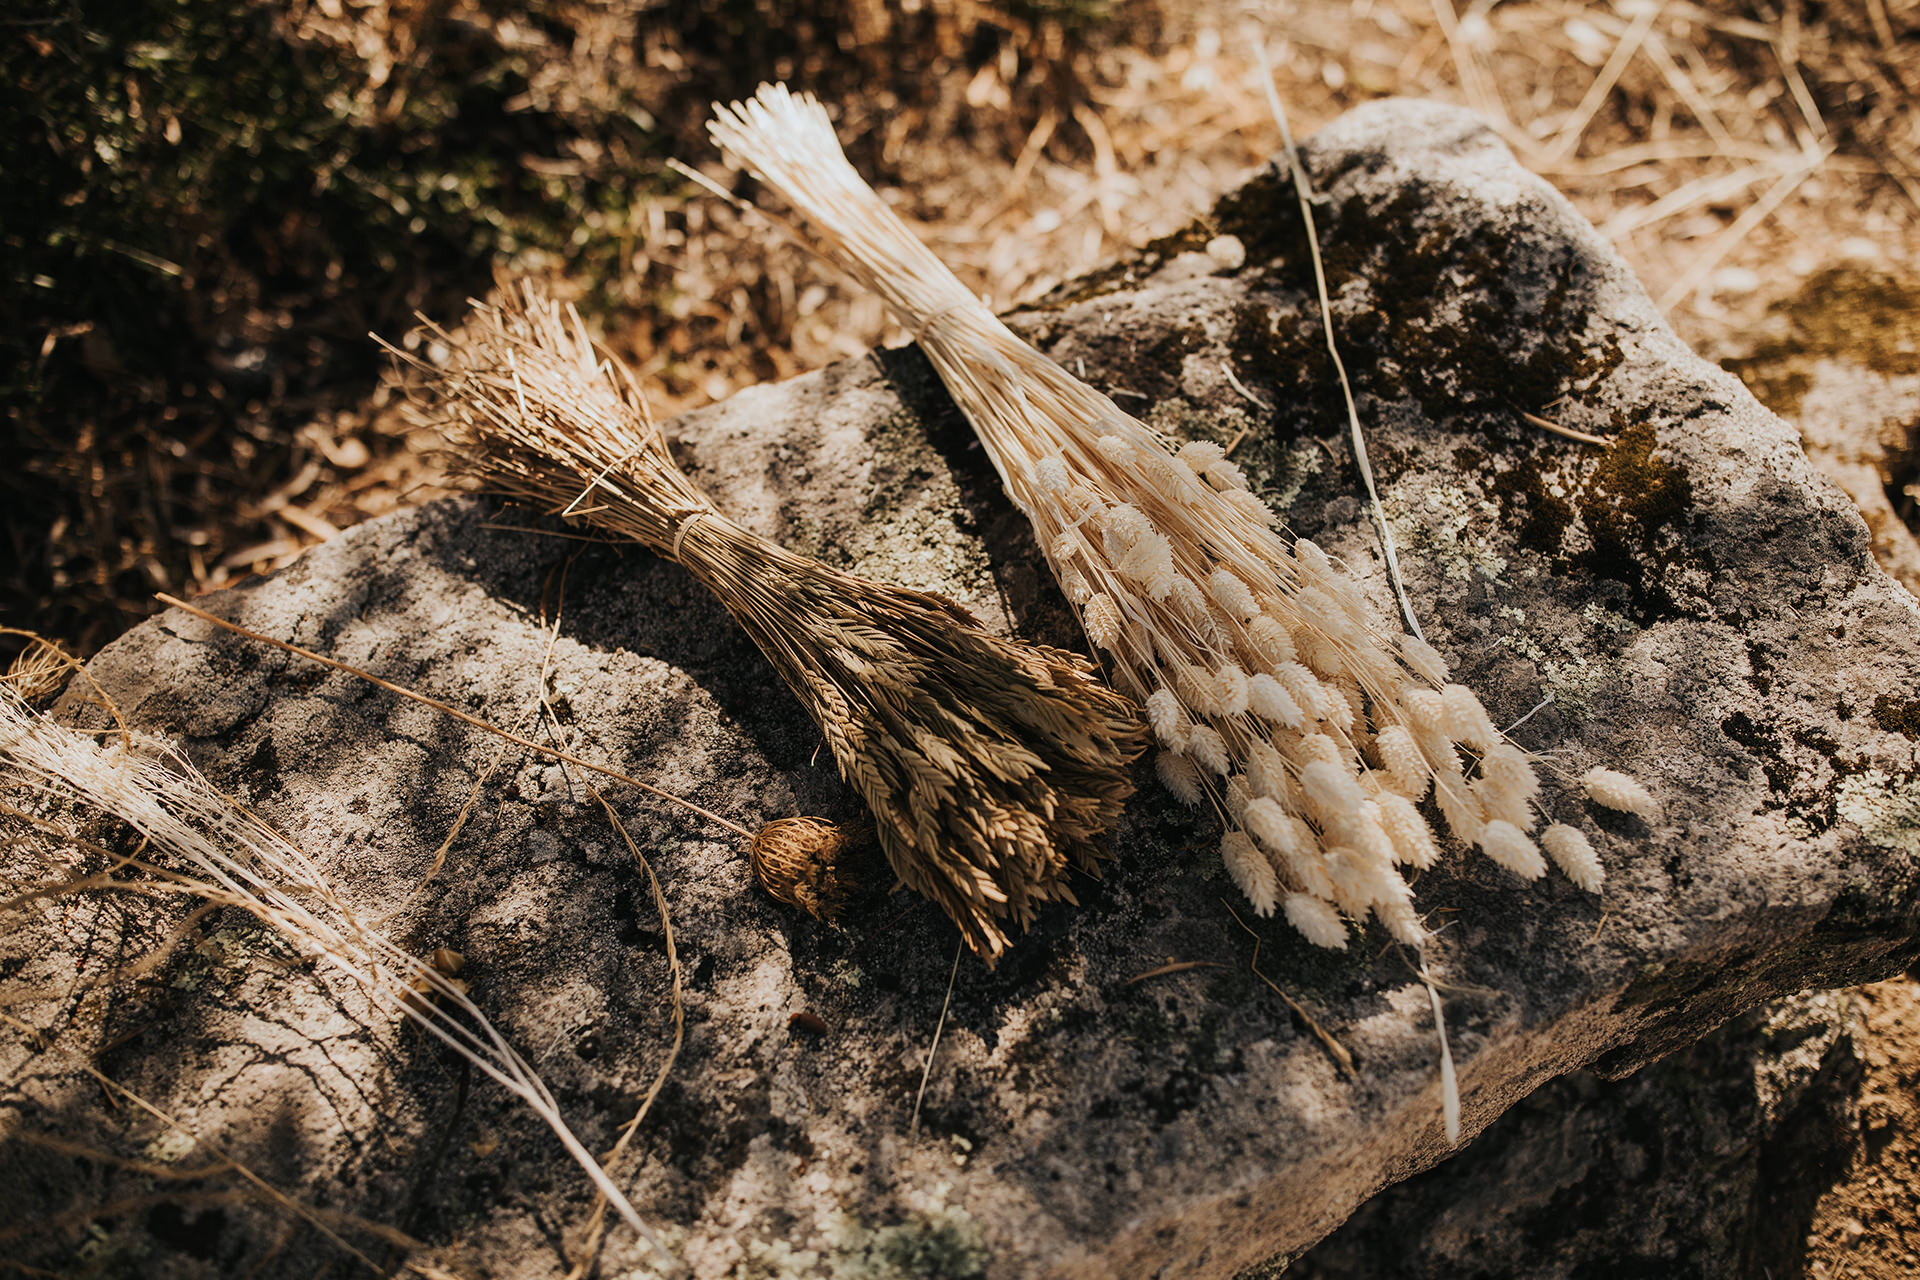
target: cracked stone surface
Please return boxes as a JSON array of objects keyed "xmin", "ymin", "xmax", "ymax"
[{"xmin": 6, "ymin": 98, "xmax": 1920, "ymax": 1279}]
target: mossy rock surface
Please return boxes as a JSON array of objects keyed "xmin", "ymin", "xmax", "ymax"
[{"xmin": 7, "ymin": 99, "xmax": 1920, "ymax": 1279}]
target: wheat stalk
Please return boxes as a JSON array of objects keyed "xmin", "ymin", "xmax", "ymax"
[
  {"xmin": 402, "ymin": 282, "xmax": 1145, "ymax": 962},
  {"xmin": 0, "ymin": 685, "xmax": 669, "ymax": 1261},
  {"xmin": 702, "ymin": 84, "xmax": 1657, "ymax": 951}
]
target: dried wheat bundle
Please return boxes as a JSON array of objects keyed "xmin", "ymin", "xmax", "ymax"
[
  {"xmin": 705, "ymin": 84, "xmax": 1658, "ymax": 951},
  {"xmin": 407, "ymin": 282, "xmax": 1144, "ymax": 961}
]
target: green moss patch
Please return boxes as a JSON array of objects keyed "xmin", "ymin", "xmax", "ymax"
[{"xmin": 1723, "ymin": 268, "xmax": 1920, "ymax": 415}]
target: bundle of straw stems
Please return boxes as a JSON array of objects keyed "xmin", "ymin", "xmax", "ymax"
[
  {"xmin": 704, "ymin": 84, "xmax": 1659, "ymax": 951},
  {"xmin": 409, "ymin": 282, "xmax": 1145, "ymax": 962}
]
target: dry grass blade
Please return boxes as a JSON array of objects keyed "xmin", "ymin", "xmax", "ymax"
[
  {"xmin": 0, "ymin": 687, "xmax": 669, "ymax": 1263},
  {"xmin": 399, "ymin": 282, "xmax": 1145, "ymax": 962},
  {"xmin": 1255, "ymin": 41, "xmax": 1424, "ymax": 642}
]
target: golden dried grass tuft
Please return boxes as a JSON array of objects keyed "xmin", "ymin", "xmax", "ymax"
[
  {"xmin": 401, "ymin": 282, "xmax": 1146, "ymax": 962},
  {"xmin": 1, "ymin": 630, "xmax": 77, "ymax": 708}
]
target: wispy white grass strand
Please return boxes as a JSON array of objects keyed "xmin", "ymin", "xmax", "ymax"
[{"xmin": 0, "ymin": 688, "xmax": 667, "ymax": 1262}]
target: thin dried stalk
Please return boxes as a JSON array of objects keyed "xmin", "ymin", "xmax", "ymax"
[
  {"xmin": 404, "ymin": 283, "xmax": 1145, "ymax": 962},
  {"xmin": 705, "ymin": 84, "xmax": 1655, "ymax": 950},
  {"xmin": 0, "ymin": 686, "xmax": 667, "ymax": 1260}
]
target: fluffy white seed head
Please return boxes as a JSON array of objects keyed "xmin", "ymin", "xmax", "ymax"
[
  {"xmin": 1540, "ymin": 823, "xmax": 1604, "ymax": 892},
  {"xmin": 1301, "ymin": 760, "xmax": 1365, "ymax": 826},
  {"xmin": 1581, "ymin": 768, "xmax": 1660, "ymax": 823},
  {"xmin": 1204, "ymin": 457, "xmax": 1250, "ymax": 491},
  {"xmin": 1285, "ymin": 840, "xmax": 1337, "ymax": 900},
  {"xmin": 1062, "ymin": 484, "xmax": 1103, "ymax": 521},
  {"xmin": 1294, "ymin": 538, "xmax": 1333, "ymax": 583},
  {"xmin": 1296, "ymin": 632, "xmax": 1349, "ymax": 683},
  {"xmin": 1096, "ymin": 434, "xmax": 1135, "ymax": 465},
  {"xmin": 1059, "ymin": 565, "xmax": 1093, "ymax": 606},
  {"xmin": 1173, "ymin": 662, "xmax": 1216, "ymax": 716},
  {"xmin": 1294, "ymin": 586, "xmax": 1356, "ymax": 644},
  {"xmin": 1139, "ymin": 447, "xmax": 1193, "ymax": 501},
  {"xmin": 1433, "ymin": 768, "xmax": 1486, "ymax": 844},
  {"xmin": 1166, "ymin": 573, "xmax": 1208, "ymax": 621},
  {"xmin": 1117, "ymin": 530, "xmax": 1177, "ymax": 599},
  {"xmin": 1337, "ymin": 680, "xmax": 1368, "ymax": 742},
  {"xmin": 1101, "ymin": 501, "xmax": 1152, "ymax": 548},
  {"xmin": 1187, "ymin": 725, "xmax": 1230, "ymax": 775},
  {"xmin": 1377, "ymin": 897, "xmax": 1429, "ymax": 947},
  {"xmin": 1207, "ymin": 569, "xmax": 1260, "ymax": 622},
  {"xmin": 1327, "ymin": 573, "xmax": 1370, "ymax": 626},
  {"xmin": 1401, "ymin": 633, "xmax": 1450, "ymax": 685},
  {"xmin": 1400, "ymin": 686, "xmax": 1448, "ymax": 735},
  {"xmin": 1275, "ymin": 662, "xmax": 1339, "ymax": 723},
  {"xmin": 1034, "ymin": 455, "xmax": 1071, "ymax": 493},
  {"xmin": 1242, "ymin": 796, "xmax": 1294, "ymax": 856},
  {"xmin": 1156, "ymin": 750, "xmax": 1204, "ymax": 806},
  {"xmin": 1285, "ymin": 893, "xmax": 1349, "ymax": 950},
  {"xmin": 1299, "ymin": 732, "xmax": 1345, "ymax": 769},
  {"xmin": 1321, "ymin": 846, "xmax": 1377, "ymax": 918},
  {"xmin": 1223, "ymin": 830, "xmax": 1279, "ymax": 916},
  {"xmin": 1248, "ymin": 673, "xmax": 1306, "ymax": 728},
  {"xmin": 1481, "ymin": 742, "xmax": 1541, "ymax": 807},
  {"xmin": 1246, "ymin": 616, "xmax": 1297, "ymax": 668},
  {"xmin": 1224, "ymin": 775, "xmax": 1253, "ymax": 821},
  {"xmin": 1442, "ymin": 684, "xmax": 1499, "ymax": 751},
  {"xmin": 1374, "ymin": 725, "xmax": 1431, "ymax": 799},
  {"xmin": 1478, "ymin": 820, "xmax": 1547, "ymax": 879},
  {"xmin": 1333, "ymin": 803, "xmax": 1399, "ymax": 871},
  {"xmin": 1084, "ymin": 593, "xmax": 1124, "ymax": 651},
  {"xmin": 1475, "ymin": 777, "xmax": 1537, "ymax": 832},
  {"xmin": 1179, "ymin": 439, "xmax": 1226, "ymax": 471},
  {"xmin": 1314, "ymin": 676, "xmax": 1357, "ymax": 733},
  {"xmin": 1246, "ymin": 738, "xmax": 1289, "ymax": 800},
  {"xmin": 1222, "ymin": 488, "xmax": 1278, "ymax": 526},
  {"xmin": 1213, "ymin": 663, "xmax": 1250, "ymax": 716},
  {"xmin": 1145, "ymin": 688, "xmax": 1187, "ymax": 747},
  {"xmin": 1375, "ymin": 792, "xmax": 1441, "ymax": 869}
]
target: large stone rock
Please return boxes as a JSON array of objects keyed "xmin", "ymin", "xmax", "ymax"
[
  {"xmin": 6, "ymin": 99, "xmax": 1920, "ymax": 1278},
  {"xmin": 1289, "ymin": 989, "xmax": 1864, "ymax": 1279}
]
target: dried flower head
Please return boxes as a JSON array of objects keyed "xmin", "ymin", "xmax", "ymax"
[
  {"xmin": 406, "ymin": 282, "xmax": 1145, "ymax": 961},
  {"xmin": 707, "ymin": 83, "xmax": 1656, "ymax": 949},
  {"xmin": 3, "ymin": 633, "xmax": 76, "ymax": 707},
  {"xmin": 747, "ymin": 816, "xmax": 878, "ymax": 921}
]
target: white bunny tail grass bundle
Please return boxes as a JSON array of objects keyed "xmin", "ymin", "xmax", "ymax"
[
  {"xmin": 705, "ymin": 84, "xmax": 1657, "ymax": 951},
  {"xmin": 0, "ymin": 686, "xmax": 667, "ymax": 1260},
  {"xmin": 404, "ymin": 281, "xmax": 1145, "ymax": 963}
]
